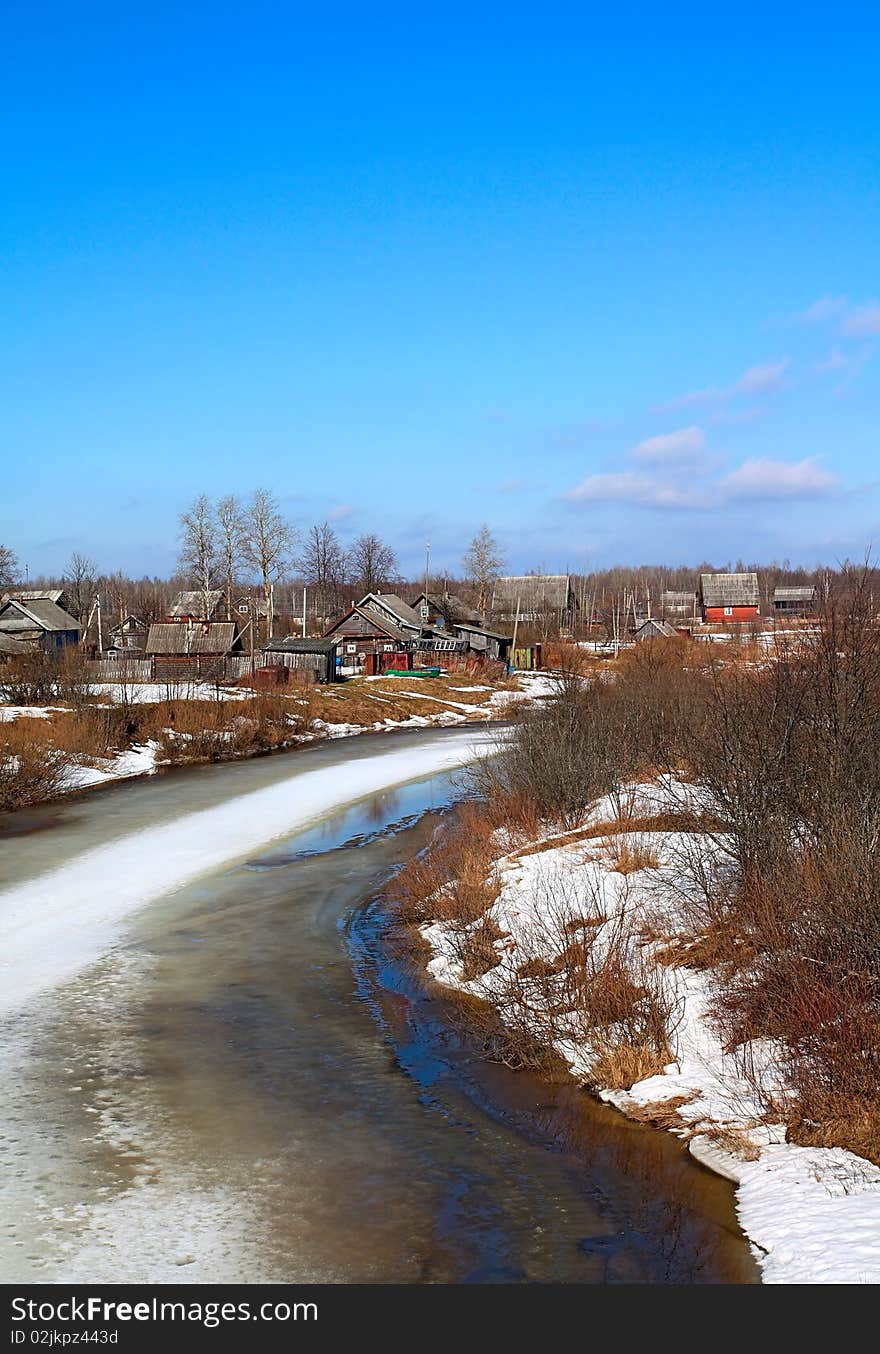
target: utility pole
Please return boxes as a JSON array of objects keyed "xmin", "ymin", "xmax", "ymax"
[
  {"xmin": 510, "ymin": 593, "xmax": 521, "ymax": 672},
  {"xmin": 302, "ymin": 586, "xmax": 307, "ymax": 639},
  {"xmin": 421, "ymin": 542, "xmax": 431, "ymax": 631}
]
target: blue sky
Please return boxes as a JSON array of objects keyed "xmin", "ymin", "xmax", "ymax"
[{"xmin": 2, "ymin": 3, "xmax": 878, "ymax": 578}]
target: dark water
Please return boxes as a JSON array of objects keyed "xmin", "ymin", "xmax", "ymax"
[{"xmin": 0, "ymin": 741, "xmax": 758, "ymax": 1283}]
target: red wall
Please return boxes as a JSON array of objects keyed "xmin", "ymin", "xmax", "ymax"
[{"xmin": 703, "ymin": 606, "xmax": 761, "ymax": 623}]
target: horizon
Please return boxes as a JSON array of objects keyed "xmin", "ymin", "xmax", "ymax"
[{"xmin": 3, "ymin": 5, "xmax": 879, "ymax": 577}]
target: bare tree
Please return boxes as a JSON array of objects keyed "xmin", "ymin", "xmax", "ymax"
[
  {"xmin": 348, "ymin": 532, "xmax": 398, "ymax": 598},
  {"xmin": 0, "ymin": 543, "xmax": 18, "ymax": 589},
  {"xmin": 242, "ymin": 488, "xmax": 295, "ymax": 639},
  {"xmin": 217, "ymin": 494, "xmax": 245, "ymax": 620},
  {"xmin": 63, "ymin": 552, "xmax": 98, "ymax": 622},
  {"xmin": 297, "ymin": 522, "xmax": 346, "ymax": 626},
  {"xmin": 463, "ymin": 524, "xmax": 504, "ymax": 617},
  {"xmin": 178, "ymin": 494, "xmax": 219, "ymax": 620}
]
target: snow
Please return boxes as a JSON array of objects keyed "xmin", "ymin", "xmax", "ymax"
[
  {"xmin": 419, "ymin": 789, "xmax": 880, "ymax": 1284},
  {"xmin": 90, "ymin": 681, "xmax": 250, "ymax": 704},
  {"xmin": 0, "ymin": 729, "xmax": 495, "ymax": 1020},
  {"xmin": 0, "ymin": 705, "xmax": 60, "ymax": 721},
  {"xmin": 63, "ymin": 742, "xmax": 161, "ymax": 791}
]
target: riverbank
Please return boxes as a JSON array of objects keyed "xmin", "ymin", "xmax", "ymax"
[
  {"xmin": 0, "ymin": 670, "xmax": 553, "ymax": 810},
  {"xmin": 401, "ymin": 785, "xmax": 880, "ymax": 1284}
]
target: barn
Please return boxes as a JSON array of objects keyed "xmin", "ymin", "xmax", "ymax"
[
  {"xmin": 700, "ymin": 573, "xmax": 761, "ymax": 623},
  {"xmin": 145, "ymin": 620, "xmax": 243, "ymax": 680}
]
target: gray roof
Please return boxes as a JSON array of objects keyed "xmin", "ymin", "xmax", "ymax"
[
  {"xmin": 452, "ymin": 621, "xmax": 512, "ymax": 642},
  {"xmin": 661, "ymin": 590, "xmax": 697, "ymax": 606},
  {"xmin": 700, "ymin": 572, "xmax": 760, "ymax": 608},
  {"xmin": 358, "ymin": 592, "xmax": 423, "ymax": 630},
  {"xmin": 262, "ymin": 637, "xmax": 338, "ymax": 654},
  {"xmin": 492, "ymin": 575, "xmax": 572, "ymax": 609},
  {"xmin": 1, "ymin": 589, "xmax": 66, "ymax": 606},
  {"xmin": 0, "ymin": 596, "xmax": 81, "ymax": 633},
  {"xmin": 146, "ymin": 621, "xmax": 240, "ymax": 656},
  {"xmin": 168, "ymin": 589, "xmax": 223, "ymax": 619},
  {"xmin": 414, "ymin": 591, "xmax": 484, "ymax": 626},
  {"xmin": 635, "ymin": 618, "xmax": 679, "ymax": 640},
  {"xmin": 773, "ymin": 585, "xmax": 816, "ymax": 602}
]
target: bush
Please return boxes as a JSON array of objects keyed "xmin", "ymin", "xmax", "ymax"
[{"xmin": 0, "ymin": 721, "xmax": 71, "ymax": 811}]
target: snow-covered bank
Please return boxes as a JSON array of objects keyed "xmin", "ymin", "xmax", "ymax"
[
  {"xmin": 419, "ymin": 786, "xmax": 880, "ymax": 1284},
  {"xmin": 0, "ymin": 729, "xmax": 494, "ymax": 1019}
]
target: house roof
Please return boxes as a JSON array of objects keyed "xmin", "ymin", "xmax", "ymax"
[
  {"xmin": 262, "ymin": 637, "xmax": 338, "ymax": 654},
  {"xmin": 452, "ymin": 621, "xmax": 512, "ymax": 642},
  {"xmin": 492, "ymin": 575, "xmax": 573, "ymax": 609},
  {"xmin": 324, "ymin": 603, "xmax": 410, "ymax": 644},
  {"xmin": 635, "ymin": 618, "xmax": 679, "ymax": 639},
  {"xmin": 0, "ymin": 596, "xmax": 81, "ymax": 633},
  {"xmin": 358, "ymin": 592, "xmax": 423, "ymax": 630},
  {"xmin": 661, "ymin": 590, "xmax": 697, "ymax": 605},
  {"xmin": 773, "ymin": 585, "xmax": 816, "ymax": 602},
  {"xmin": 167, "ymin": 589, "xmax": 223, "ymax": 619},
  {"xmin": 700, "ymin": 573, "xmax": 760, "ymax": 608},
  {"xmin": 413, "ymin": 591, "xmax": 484, "ymax": 626},
  {"xmin": 1, "ymin": 589, "xmax": 66, "ymax": 606},
  {"xmin": 145, "ymin": 621, "xmax": 240, "ymax": 655}
]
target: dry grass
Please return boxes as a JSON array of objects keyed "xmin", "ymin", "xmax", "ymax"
[
  {"xmin": 603, "ymin": 835, "xmax": 660, "ymax": 875},
  {"xmin": 589, "ymin": 1039, "xmax": 670, "ymax": 1091},
  {"xmin": 0, "ymin": 720, "xmax": 72, "ymax": 811}
]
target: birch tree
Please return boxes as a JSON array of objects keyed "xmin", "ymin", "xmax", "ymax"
[
  {"xmin": 297, "ymin": 522, "xmax": 346, "ymax": 624},
  {"xmin": 463, "ymin": 524, "xmax": 504, "ymax": 617},
  {"xmin": 178, "ymin": 494, "xmax": 218, "ymax": 619},
  {"xmin": 242, "ymin": 488, "xmax": 295, "ymax": 639},
  {"xmin": 63, "ymin": 552, "xmax": 98, "ymax": 621},
  {"xmin": 217, "ymin": 494, "xmax": 245, "ymax": 620}
]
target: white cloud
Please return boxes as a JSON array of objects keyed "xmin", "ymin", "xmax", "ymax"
[
  {"xmin": 734, "ymin": 359, "xmax": 789, "ymax": 397},
  {"xmin": 842, "ymin": 303, "xmax": 880, "ymax": 338},
  {"xmin": 653, "ymin": 386, "xmax": 722, "ymax": 412},
  {"xmin": 565, "ymin": 471, "xmax": 712, "ymax": 510},
  {"xmin": 631, "ymin": 425, "xmax": 707, "ymax": 466},
  {"xmin": 720, "ymin": 457, "xmax": 838, "ymax": 501},
  {"xmin": 327, "ymin": 503, "xmax": 355, "ymax": 521}
]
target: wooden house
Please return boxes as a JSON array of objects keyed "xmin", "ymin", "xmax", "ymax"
[
  {"xmin": 660, "ymin": 590, "xmax": 698, "ymax": 620},
  {"xmin": 491, "ymin": 574, "xmax": 575, "ymax": 629},
  {"xmin": 700, "ymin": 573, "xmax": 761, "ymax": 623},
  {"xmin": 109, "ymin": 615, "xmax": 148, "ymax": 651},
  {"xmin": 634, "ymin": 617, "xmax": 680, "ymax": 642},
  {"xmin": 772, "ymin": 585, "xmax": 817, "ymax": 618},
  {"xmin": 0, "ymin": 590, "xmax": 81, "ymax": 651},
  {"xmin": 145, "ymin": 620, "xmax": 243, "ymax": 680},
  {"xmin": 324, "ymin": 593, "xmax": 425, "ymax": 665},
  {"xmin": 166, "ymin": 589, "xmax": 223, "ymax": 621}
]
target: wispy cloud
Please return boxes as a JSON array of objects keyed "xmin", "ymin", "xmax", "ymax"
[
  {"xmin": 327, "ymin": 503, "xmax": 356, "ymax": 521},
  {"xmin": 631, "ymin": 425, "xmax": 707, "ymax": 466},
  {"xmin": 719, "ymin": 457, "xmax": 839, "ymax": 501},
  {"xmin": 656, "ymin": 359, "xmax": 789, "ymax": 413},
  {"xmin": 813, "ymin": 348, "xmax": 848, "ymax": 374},
  {"xmin": 734, "ymin": 359, "xmax": 789, "ymax": 397},
  {"xmin": 794, "ymin": 294, "xmax": 880, "ymax": 339},
  {"xmin": 842, "ymin": 303, "xmax": 880, "ymax": 338}
]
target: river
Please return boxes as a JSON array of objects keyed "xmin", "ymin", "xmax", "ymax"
[{"xmin": 0, "ymin": 727, "xmax": 758, "ymax": 1283}]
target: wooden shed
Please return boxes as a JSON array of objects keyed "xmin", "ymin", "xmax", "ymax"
[{"xmin": 260, "ymin": 637, "xmax": 339, "ymax": 683}]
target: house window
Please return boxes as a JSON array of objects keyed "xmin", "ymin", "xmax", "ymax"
[
  {"xmin": 346, "ymin": 643, "xmax": 357, "ymax": 655},
  {"xmin": 723, "ymin": 606, "xmax": 733, "ymax": 617}
]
